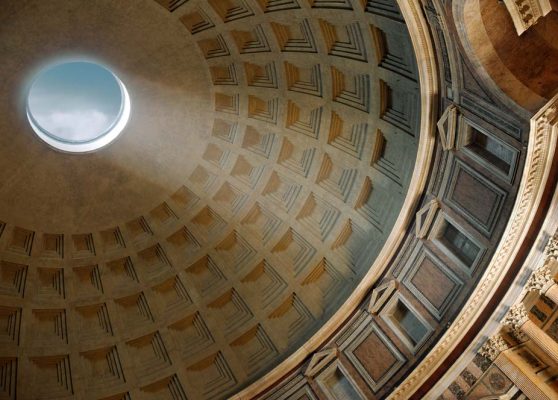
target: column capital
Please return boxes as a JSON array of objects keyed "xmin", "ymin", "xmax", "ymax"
[
  {"xmin": 526, "ymin": 264, "xmax": 553, "ymax": 294},
  {"xmin": 479, "ymin": 334, "xmax": 510, "ymax": 362},
  {"xmin": 545, "ymin": 232, "xmax": 558, "ymax": 260},
  {"xmin": 504, "ymin": 303, "xmax": 530, "ymax": 341}
]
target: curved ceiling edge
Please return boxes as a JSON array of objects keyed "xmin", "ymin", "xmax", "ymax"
[
  {"xmin": 231, "ymin": 0, "xmax": 440, "ymax": 397},
  {"xmin": 451, "ymin": 0, "xmax": 537, "ymax": 118},
  {"xmin": 427, "ymin": 94, "xmax": 558, "ymax": 397},
  {"xmin": 0, "ymin": 1, "xmax": 427, "ymax": 397},
  {"xmin": 388, "ymin": 88, "xmax": 558, "ymax": 399}
]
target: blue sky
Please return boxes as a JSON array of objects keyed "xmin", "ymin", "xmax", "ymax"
[{"xmin": 27, "ymin": 62, "xmax": 123, "ymax": 143}]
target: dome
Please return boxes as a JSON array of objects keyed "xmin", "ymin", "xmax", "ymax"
[{"xmin": 0, "ymin": 0, "xmax": 557, "ymax": 399}]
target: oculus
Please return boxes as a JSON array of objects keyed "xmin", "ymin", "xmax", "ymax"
[{"xmin": 26, "ymin": 61, "xmax": 130, "ymax": 153}]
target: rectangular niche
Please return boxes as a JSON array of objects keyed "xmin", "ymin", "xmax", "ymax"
[
  {"xmin": 316, "ymin": 361, "xmax": 366, "ymax": 400},
  {"xmin": 430, "ymin": 214, "xmax": 485, "ymax": 276},
  {"xmin": 458, "ymin": 117, "xmax": 518, "ymax": 182},
  {"xmin": 381, "ymin": 293, "xmax": 432, "ymax": 353}
]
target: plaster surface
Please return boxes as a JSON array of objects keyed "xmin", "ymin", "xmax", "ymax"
[{"xmin": 0, "ymin": 0, "xmax": 212, "ymax": 231}]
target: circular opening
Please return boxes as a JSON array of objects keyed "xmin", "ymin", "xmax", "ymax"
[{"xmin": 26, "ymin": 61, "xmax": 130, "ymax": 153}]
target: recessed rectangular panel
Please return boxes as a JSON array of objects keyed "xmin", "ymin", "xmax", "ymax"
[
  {"xmin": 401, "ymin": 246, "xmax": 463, "ymax": 320},
  {"xmin": 339, "ymin": 313, "xmax": 405, "ymax": 392},
  {"xmin": 443, "ymin": 157, "xmax": 507, "ymax": 237}
]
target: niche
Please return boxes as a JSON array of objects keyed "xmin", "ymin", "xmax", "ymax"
[
  {"xmin": 459, "ymin": 118, "xmax": 518, "ymax": 181},
  {"xmin": 381, "ymin": 294, "xmax": 432, "ymax": 352},
  {"xmin": 316, "ymin": 361, "xmax": 365, "ymax": 400},
  {"xmin": 432, "ymin": 215, "xmax": 484, "ymax": 275}
]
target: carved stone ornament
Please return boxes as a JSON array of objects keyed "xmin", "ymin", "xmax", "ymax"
[
  {"xmin": 503, "ymin": 0, "xmax": 553, "ymax": 35},
  {"xmin": 544, "ymin": 232, "xmax": 558, "ymax": 259},
  {"xmin": 368, "ymin": 280, "xmax": 398, "ymax": 315},
  {"xmin": 479, "ymin": 334, "xmax": 510, "ymax": 362},
  {"xmin": 381, "ymin": 32, "xmax": 558, "ymax": 400},
  {"xmin": 525, "ymin": 263, "xmax": 552, "ymax": 293},
  {"xmin": 541, "ymin": 105, "xmax": 558, "ymax": 126},
  {"xmin": 503, "ymin": 303, "xmax": 529, "ymax": 342}
]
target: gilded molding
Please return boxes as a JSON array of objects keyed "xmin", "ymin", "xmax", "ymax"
[{"xmin": 389, "ymin": 95, "xmax": 558, "ymax": 399}]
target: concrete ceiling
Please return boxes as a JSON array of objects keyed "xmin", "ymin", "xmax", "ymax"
[{"xmin": 0, "ymin": 0, "xmax": 420, "ymax": 398}]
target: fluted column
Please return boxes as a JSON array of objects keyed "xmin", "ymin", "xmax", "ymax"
[
  {"xmin": 506, "ymin": 303, "xmax": 558, "ymax": 365},
  {"xmin": 526, "ymin": 262, "xmax": 558, "ymax": 303},
  {"xmin": 522, "ymin": 319, "xmax": 558, "ymax": 363},
  {"xmin": 542, "ymin": 280, "xmax": 558, "ymax": 304}
]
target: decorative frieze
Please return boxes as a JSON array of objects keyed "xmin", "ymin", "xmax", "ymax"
[{"xmin": 503, "ymin": 0, "xmax": 553, "ymax": 35}]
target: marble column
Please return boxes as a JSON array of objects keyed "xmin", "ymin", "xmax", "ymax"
[{"xmin": 508, "ymin": 303, "xmax": 558, "ymax": 365}]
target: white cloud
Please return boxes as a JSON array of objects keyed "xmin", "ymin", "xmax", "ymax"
[{"xmin": 36, "ymin": 109, "xmax": 111, "ymax": 142}]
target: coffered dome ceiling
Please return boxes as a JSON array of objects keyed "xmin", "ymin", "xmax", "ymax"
[
  {"xmin": 0, "ymin": 0, "xmax": 423, "ymax": 398},
  {"xmin": 3, "ymin": 0, "xmax": 548, "ymax": 398}
]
